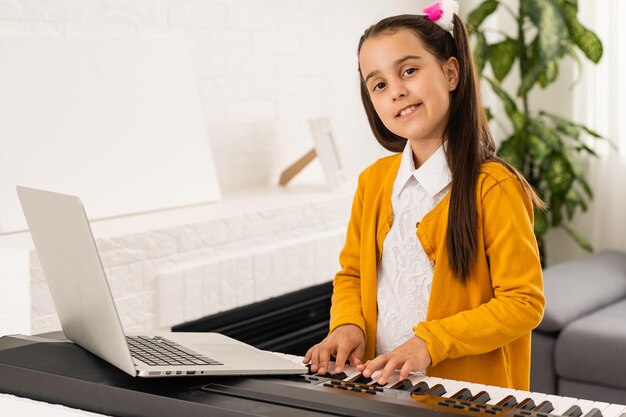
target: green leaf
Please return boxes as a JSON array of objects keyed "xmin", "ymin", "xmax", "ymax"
[
  {"xmin": 574, "ymin": 143, "xmax": 598, "ymax": 157},
  {"xmin": 541, "ymin": 111, "xmax": 604, "ymax": 139},
  {"xmin": 574, "ymin": 189, "xmax": 588, "ymax": 211},
  {"xmin": 485, "ymin": 106, "xmax": 494, "ymax": 121},
  {"xmin": 528, "ymin": 134, "xmax": 551, "ymax": 161},
  {"xmin": 467, "ymin": 0, "xmax": 499, "ymax": 32},
  {"xmin": 534, "ymin": 209, "xmax": 548, "ymax": 237},
  {"xmin": 519, "ymin": 59, "xmax": 543, "ymax": 96},
  {"xmin": 528, "ymin": 117, "xmax": 562, "ymax": 150},
  {"xmin": 552, "ymin": 119, "xmax": 580, "ymax": 140},
  {"xmin": 562, "ymin": 224, "xmax": 593, "ymax": 252},
  {"xmin": 544, "ymin": 153, "xmax": 575, "ymax": 195},
  {"xmin": 550, "ymin": 195, "xmax": 563, "ymax": 226},
  {"xmin": 529, "ymin": 0, "xmax": 568, "ymax": 63},
  {"xmin": 564, "ymin": 189, "xmax": 584, "ymax": 219},
  {"xmin": 488, "ymin": 38, "xmax": 517, "ymax": 82},
  {"xmin": 560, "ymin": 2, "xmax": 603, "ymax": 63},
  {"xmin": 498, "ymin": 134, "xmax": 526, "ymax": 170},
  {"xmin": 579, "ymin": 124, "xmax": 603, "ymax": 139},
  {"xmin": 574, "ymin": 174, "xmax": 593, "ymax": 199},
  {"xmin": 538, "ymin": 60, "xmax": 559, "ymax": 87},
  {"xmin": 485, "ymin": 77, "xmax": 525, "ymax": 130},
  {"xmin": 474, "ymin": 31, "xmax": 489, "ymax": 74},
  {"xmin": 520, "ymin": 0, "xmax": 531, "ymax": 17}
]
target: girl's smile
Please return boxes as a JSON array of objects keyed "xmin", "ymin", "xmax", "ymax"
[{"xmin": 396, "ymin": 103, "xmax": 422, "ymax": 118}]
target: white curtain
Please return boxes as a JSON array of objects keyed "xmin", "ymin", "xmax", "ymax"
[{"xmin": 574, "ymin": 0, "xmax": 626, "ymax": 253}]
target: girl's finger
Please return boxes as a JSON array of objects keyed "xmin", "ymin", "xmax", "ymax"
[
  {"xmin": 362, "ymin": 355, "xmax": 386, "ymax": 378},
  {"xmin": 399, "ymin": 359, "xmax": 417, "ymax": 380},
  {"xmin": 376, "ymin": 357, "xmax": 400, "ymax": 385}
]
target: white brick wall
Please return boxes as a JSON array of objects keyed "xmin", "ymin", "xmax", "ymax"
[{"xmin": 0, "ymin": 190, "xmax": 352, "ymax": 336}]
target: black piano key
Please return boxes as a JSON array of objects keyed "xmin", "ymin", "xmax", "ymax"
[
  {"xmin": 450, "ymin": 388, "xmax": 473, "ymax": 400},
  {"xmin": 306, "ymin": 364, "xmax": 333, "ymax": 378},
  {"xmin": 513, "ymin": 398, "xmax": 536, "ymax": 410},
  {"xmin": 388, "ymin": 379, "xmax": 414, "ymax": 391},
  {"xmin": 330, "ymin": 372, "xmax": 347, "ymax": 380},
  {"xmin": 532, "ymin": 400, "xmax": 554, "ymax": 414},
  {"xmin": 495, "ymin": 394, "xmax": 518, "ymax": 408},
  {"xmin": 406, "ymin": 381, "xmax": 430, "ymax": 393},
  {"xmin": 582, "ymin": 408, "xmax": 604, "ymax": 417},
  {"xmin": 468, "ymin": 390, "xmax": 491, "ymax": 404},
  {"xmin": 423, "ymin": 383, "xmax": 446, "ymax": 397},
  {"xmin": 348, "ymin": 374, "xmax": 372, "ymax": 384},
  {"xmin": 562, "ymin": 405, "xmax": 584, "ymax": 417}
]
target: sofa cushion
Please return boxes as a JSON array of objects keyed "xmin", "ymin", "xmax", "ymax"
[
  {"xmin": 539, "ymin": 250, "xmax": 626, "ymax": 332},
  {"xmin": 530, "ymin": 332, "xmax": 557, "ymax": 394},
  {"xmin": 555, "ymin": 298, "xmax": 626, "ymax": 390},
  {"xmin": 559, "ymin": 379, "xmax": 626, "ymax": 405}
]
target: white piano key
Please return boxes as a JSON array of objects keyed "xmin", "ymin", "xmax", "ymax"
[
  {"xmin": 542, "ymin": 394, "xmax": 579, "ymax": 415},
  {"xmin": 423, "ymin": 376, "xmax": 449, "ymax": 387},
  {"xmin": 462, "ymin": 382, "xmax": 490, "ymax": 398},
  {"xmin": 437, "ymin": 379, "xmax": 474, "ymax": 398},
  {"xmin": 381, "ymin": 373, "xmax": 403, "ymax": 387},
  {"xmin": 578, "ymin": 400, "xmax": 612, "ymax": 416},
  {"xmin": 321, "ymin": 361, "xmax": 335, "ymax": 374},
  {"xmin": 340, "ymin": 365, "xmax": 362, "ymax": 381},
  {"xmin": 418, "ymin": 377, "xmax": 451, "ymax": 396},
  {"xmin": 367, "ymin": 369, "xmax": 402, "ymax": 386},
  {"xmin": 485, "ymin": 387, "xmax": 518, "ymax": 405},
  {"xmin": 509, "ymin": 390, "xmax": 548, "ymax": 406},
  {"xmin": 407, "ymin": 373, "xmax": 429, "ymax": 386},
  {"xmin": 576, "ymin": 400, "xmax": 597, "ymax": 414},
  {"xmin": 601, "ymin": 404, "xmax": 626, "ymax": 417}
]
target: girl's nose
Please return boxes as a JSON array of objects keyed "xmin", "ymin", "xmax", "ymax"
[{"xmin": 392, "ymin": 85, "xmax": 408, "ymax": 101}]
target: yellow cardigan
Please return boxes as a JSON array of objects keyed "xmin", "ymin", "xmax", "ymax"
[{"xmin": 329, "ymin": 154, "xmax": 545, "ymax": 390}]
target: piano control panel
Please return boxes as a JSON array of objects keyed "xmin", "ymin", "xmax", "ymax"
[{"xmin": 204, "ymin": 353, "xmax": 626, "ymax": 417}]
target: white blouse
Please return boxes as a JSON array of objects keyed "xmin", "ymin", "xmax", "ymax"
[{"xmin": 376, "ymin": 142, "xmax": 451, "ymax": 355}]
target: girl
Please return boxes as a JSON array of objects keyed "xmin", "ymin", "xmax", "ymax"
[{"xmin": 303, "ymin": 0, "xmax": 545, "ymax": 390}]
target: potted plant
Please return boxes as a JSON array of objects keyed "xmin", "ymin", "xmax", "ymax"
[{"xmin": 466, "ymin": 0, "xmax": 605, "ymax": 264}]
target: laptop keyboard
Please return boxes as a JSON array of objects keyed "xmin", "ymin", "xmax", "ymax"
[{"xmin": 126, "ymin": 335, "xmax": 223, "ymax": 367}]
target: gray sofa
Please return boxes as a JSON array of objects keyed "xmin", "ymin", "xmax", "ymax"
[{"xmin": 530, "ymin": 250, "xmax": 626, "ymax": 403}]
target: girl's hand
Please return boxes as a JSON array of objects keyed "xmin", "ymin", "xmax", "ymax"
[
  {"xmin": 357, "ymin": 336, "xmax": 432, "ymax": 385},
  {"xmin": 303, "ymin": 324, "xmax": 365, "ymax": 375}
]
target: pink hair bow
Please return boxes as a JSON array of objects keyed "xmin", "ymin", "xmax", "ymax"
[{"xmin": 423, "ymin": 0, "xmax": 459, "ymax": 36}]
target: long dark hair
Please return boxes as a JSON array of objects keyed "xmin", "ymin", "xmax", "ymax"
[{"xmin": 357, "ymin": 14, "xmax": 543, "ymax": 283}]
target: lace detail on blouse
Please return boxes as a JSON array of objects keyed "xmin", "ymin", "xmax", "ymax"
[{"xmin": 375, "ymin": 144, "xmax": 450, "ymax": 355}]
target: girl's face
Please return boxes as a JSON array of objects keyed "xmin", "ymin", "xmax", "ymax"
[{"xmin": 359, "ymin": 29, "xmax": 459, "ymax": 146}]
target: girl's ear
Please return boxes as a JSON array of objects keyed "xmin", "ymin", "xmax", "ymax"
[{"xmin": 445, "ymin": 57, "xmax": 460, "ymax": 91}]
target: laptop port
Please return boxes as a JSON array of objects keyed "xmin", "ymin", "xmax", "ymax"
[
  {"xmin": 176, "ymin": 371, "xmax": 182, "ymax": 375},
  {"xmin": 165, "ymin": 371, "xmax": 171, "ymax": 375},
  {"xmin": 186, "ymin": 371, "xmax": 196, "ymax": 375}
]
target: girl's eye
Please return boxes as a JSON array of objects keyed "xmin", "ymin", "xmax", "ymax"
[
  {"xmin": 373, "ymin": 82, "xmax": 386, "ymax": 91},
  {"xmin": 403, "ymin": 68, "xmax": 416, "ymax": 77}
]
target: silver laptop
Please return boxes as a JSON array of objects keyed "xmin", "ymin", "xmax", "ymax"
[{"xmin": 17, "ymin": 186, "xmax": 307, "ymax": 378}]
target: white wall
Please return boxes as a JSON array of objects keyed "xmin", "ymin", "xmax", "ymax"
[{"xmin": 0, "ymin": 0, "xmax": 426, "ymax": 196}]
